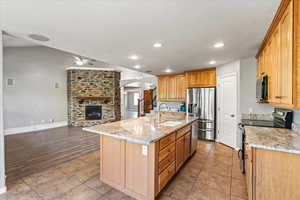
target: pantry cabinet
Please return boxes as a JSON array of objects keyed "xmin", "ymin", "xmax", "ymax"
[{"xmin": 256, "ymin": 0, "xmax": 299, "ymax": 109}]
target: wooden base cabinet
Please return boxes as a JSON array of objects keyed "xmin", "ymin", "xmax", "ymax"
[
  {"xmin": 245, "ymin": 145, "xmax": 253, "ymax": 200},
  {"xmin": 99, "ymin": 124, "xmax": 193, "ymax": 200},
  {"xmin": 245, "ymin": 146, "xmax": 300, "ymax": 200}
]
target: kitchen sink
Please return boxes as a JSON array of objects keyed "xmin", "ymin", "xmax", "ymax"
[{"xmin": 161, "ymin": 120, "xmax": 182, "ymax": 127}]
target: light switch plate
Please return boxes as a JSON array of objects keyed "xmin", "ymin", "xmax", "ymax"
[{"xmin": 142, "ymin": 145, "xmax": 148, "ymax": 156}]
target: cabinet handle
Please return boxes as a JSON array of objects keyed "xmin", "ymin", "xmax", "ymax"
[{"xmin": 275, "ymin": 96, "xmax": 282, "ymax": 99}]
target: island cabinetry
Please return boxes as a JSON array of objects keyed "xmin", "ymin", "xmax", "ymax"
[
  {"xmin": 175, "ymin": 125, "xmax": 191, "ymax": 171},
  {"xmin": 99, "ymin": 123, "xmax": 193, "ymax": 200}
]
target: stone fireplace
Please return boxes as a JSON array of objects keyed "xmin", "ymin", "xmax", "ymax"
[{"xmin": 67, "ymin": 68, "xmax": 121, "ymax": 127}]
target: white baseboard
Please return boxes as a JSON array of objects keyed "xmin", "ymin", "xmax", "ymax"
[
  {"xmin": 0, "ymin": 186, "xmax": 7, "ymax": 195},
  {"xmin": 4, "ymin": 121, "xmax": 68, "ymax": 135}
]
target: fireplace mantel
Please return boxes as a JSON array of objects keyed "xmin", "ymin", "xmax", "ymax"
[{"xmin": 76, "ymin": 96, "xmax": 111, "ymax": 100}]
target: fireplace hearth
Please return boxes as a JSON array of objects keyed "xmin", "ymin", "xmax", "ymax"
[{"xmin": 85, "ymin": 105, "xmax": 102, "ymax": 120}]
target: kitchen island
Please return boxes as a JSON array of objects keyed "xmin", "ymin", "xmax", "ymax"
[{"xmin": 83, "ymin": 115, "xmax": 198, "ymax": 200}]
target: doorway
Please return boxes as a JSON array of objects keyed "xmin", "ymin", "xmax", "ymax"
[{"xmin": 217, "ymin": 73, "xmax": 238, "ymax": 148}]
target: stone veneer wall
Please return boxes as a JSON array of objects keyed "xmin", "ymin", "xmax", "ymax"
[{"xmin": 67, "ymin": 69, "xmax": 121, "ymax": 126}]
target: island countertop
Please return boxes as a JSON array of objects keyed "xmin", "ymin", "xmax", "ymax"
[
  {"xmin": 245, "ymin": 126, "xmax": 300, "ymax": 154},
  {"xmin": 83, "ymin": 115, "xmax": 198, "ymax": 145}
]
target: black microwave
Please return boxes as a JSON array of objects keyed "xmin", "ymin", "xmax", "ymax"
[{"xmin": 256, "ymin": 75, "xmax": 268, "ymax": 102}]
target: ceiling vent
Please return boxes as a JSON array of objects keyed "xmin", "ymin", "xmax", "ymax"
[{"xmin": 28, "ymin": 34, "xmax": 50, "ymax": 42}]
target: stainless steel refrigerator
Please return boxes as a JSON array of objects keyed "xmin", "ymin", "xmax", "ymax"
[{"xmin": 186, "ymin": 87, "xmax": 216, "ymax": 141}]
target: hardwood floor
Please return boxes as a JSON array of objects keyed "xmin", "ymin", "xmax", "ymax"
[
  {"xmin": 0, "ymin": 141, "xmax": 247, "ymax": 200},
  {"xmin": 5, "ymin": 126, "xmax": 99, "ymax": 182}
]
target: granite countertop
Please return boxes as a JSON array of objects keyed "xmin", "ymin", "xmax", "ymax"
[
  {"xmin": 245, "ymin": 126, "xmax": 300, "ymax": 154},
  {"xmin": 83, "ymin": 115, "xmax": 198, "ymax": 145}
]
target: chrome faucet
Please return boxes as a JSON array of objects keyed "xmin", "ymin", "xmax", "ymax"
[{"xmin": 157, "ymin": 103, "xmax": 169, "ymax": 123}]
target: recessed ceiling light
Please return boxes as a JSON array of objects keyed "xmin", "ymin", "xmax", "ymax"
[
  {"xmin": 214, "ymin": 42, "xmax": 224, "ymax": 48},
  {"xmin": 28, "ymin": 34, "xmax": 50, "ymax": 42},
  {"xmin": 133, "ymin": 65, "xmax": 141, "ymax": 69},
  {"xmin": 153, "ymin": 42, "xmax": 162, "ymax": 48},
  {"xmin": 165, "ymin": 68, "xmax": 172, "ymax": 73},
  {"xmin": 129, "ymin": 55, "xmax": 139, "ymax": 60},
  {"xmin": 209, "ymin": 60, "xmax": 216, "ymax": 65}
]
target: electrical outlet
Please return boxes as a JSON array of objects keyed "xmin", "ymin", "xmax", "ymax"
[
  {"xmin": 55, "ymin": 82, "xmax": 59, "ymax": 88},
  {"xmin": 142, "ymin": 145, "xmax": 148, "ymax": 156},
  {"xmin": 49, "ymin": 119, "xmax": 55, "ymax": 123}
]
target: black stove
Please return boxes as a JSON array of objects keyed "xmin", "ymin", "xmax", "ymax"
[{"xmin": 241, "ymin": 108, "xmax": 293, "ymax": 129}]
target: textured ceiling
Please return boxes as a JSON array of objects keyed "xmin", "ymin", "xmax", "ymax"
[{"xmin": 1, "ymin": 0, "xmax": 281, "ymax": 75}]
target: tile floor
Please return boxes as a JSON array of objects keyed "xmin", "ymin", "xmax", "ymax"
[{"xmin": 0, "ymin": 141, "xmax": 247, "ymax": 200}]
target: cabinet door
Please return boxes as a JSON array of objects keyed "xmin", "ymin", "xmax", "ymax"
[
  {"xmin": 186, "ymin": 69, "xmax": 216, "ymax": 88},
  {"xmin": 268, "ymin": 39, "xmax": 274, "ymax": 102},
  {"xmin": 158, "ymin": 76, "xmax": 168, "ymax": 101},
  {"xmin": 257, "ymin": 53, "xmax": 264, "ymax": 78},
  {"xmin": 245, "ymin": 145, "xmax": 253, "ymax": 200},
  {"xmin": 272, "ymin": 27, "xmax": 282, "ymax": 104},
  {"xmin": 175, "ymin": 74, "xmax": 186, "ymax": 101},
  {"xmin": 175, "ymin": 136, "xmax": 185, "ymax": 171},
  {"xmin": 255, "ymin": 148, "xmax": 300, "ymax": 200},
  {"xmin": 184, "ymin": 132, "xmax": 191, "ymax": 161},
  {"xmin": 168, "ymin": 76, "xmax": 176, "ymax": 100},
  {"xmin": 279, "ymin": 1, "xmax": 293, "ymax": 105}
]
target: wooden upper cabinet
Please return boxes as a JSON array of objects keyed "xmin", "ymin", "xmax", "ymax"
[
  {"xmin": 157, "ymin": 68, "xmax": 216, "ymax": 101},
  {"xmin": 279, "ymin": 1, "xmax": 293, "ymax": 106},
  {"xmin": 175, "ymin": 74, "xmax": 186, "ymax": 100},
  {"xmin": 256, "ymin": 0, "xmax": 300, "ymax": 109},
  {"xmin": 157, "ymin": 74, "xmax": 186, "ymax": 101},
  {"xmin": 185, "ymin": 68, "xmax": 216, "ymax": 88},
  {"xmin": 157, "ymin": 76, "xmax": 168, "ymax": 101}
]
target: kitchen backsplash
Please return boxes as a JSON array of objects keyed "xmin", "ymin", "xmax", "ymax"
[
  {"xmin": 156, "ymin": 101, "xmax": 185, "ymax": 112},
  {"xmin": 241, "ymin": 113, "xmax": 273, "ymax": 121}
]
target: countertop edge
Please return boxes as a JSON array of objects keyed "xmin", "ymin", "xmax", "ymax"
[
  {"xmin": 82, "ymin": 128, "xmax": 150, "ymax": 145},
  {"xmin": 83, "ymin": 118, "xmax": 198, "ymax": 145},
  {"xmin": 247, "ymin": 143, "xmax": 300, "ymax": 155}
]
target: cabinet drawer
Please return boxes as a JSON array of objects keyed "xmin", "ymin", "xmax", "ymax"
[
  {"xmin": 159, "ymin": 133, "xmax": 175, "ymax": 151},
  {"xmin": 159, "ymin": 143, "xmax": 175, "ymax": 162},
  {"xmin": 158, "ymin": 161, "xmax": 175, "ymax": 191},
  {"xmin": 176, "ymin": 125, "xmax": 191, "ymax": 139},
  {"xmin": 158, "ymin": 150, "xmax": 175, "ymax": 174}
]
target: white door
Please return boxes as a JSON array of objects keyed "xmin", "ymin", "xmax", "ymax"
[{"xmin": 218, "ymin": 73, "xmax": 237, "ymax": 148}]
